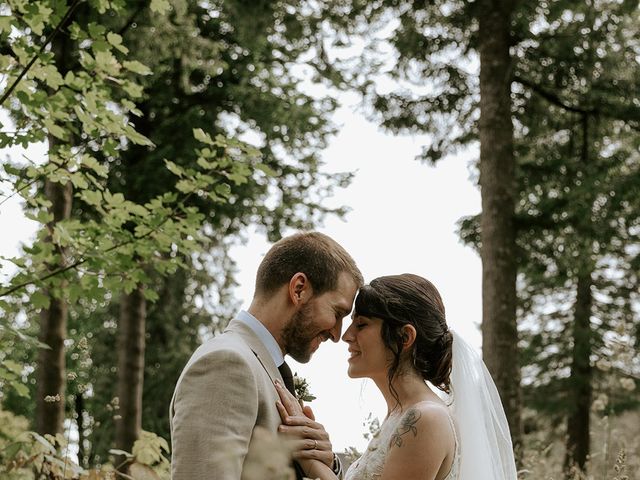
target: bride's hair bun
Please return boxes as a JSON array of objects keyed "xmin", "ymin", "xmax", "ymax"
[{"xmin": 354, "ymin": 274, "xmax": 454, "ymax": 401}]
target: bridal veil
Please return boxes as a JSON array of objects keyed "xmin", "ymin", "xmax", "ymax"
[{"xmin": 448, "ymin": 330, "xmax": 518, "ymax": 480}]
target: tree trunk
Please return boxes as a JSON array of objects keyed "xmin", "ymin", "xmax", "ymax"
[
  {"xmin": 115, "ymin": 285, "xmax": 147, "ymax": 463},
  {"xmin": 564, "ymin": 272, "xmax": 593, "ymax": 476},
  {"xmin": 564, "ymin": 113, "xmax": 594, "ymax": 477},
  {"xmin": 36, "ymin": 178, "xmax": 72, "ymax": 435},
  {"xmin": 34, "ymin": 12, "xmax": 77, "ymax": 437},
  {"xmin": 477, "ymin": 0, "xmax": 523, "ymax": 453},
  {"xmin": 76, "ymin": 392, "xmax": 86, "ymax": 467}
]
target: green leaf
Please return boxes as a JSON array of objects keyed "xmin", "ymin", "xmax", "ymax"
[
  {"xmin": 176, "ymin": 179, "xmax": 196, "ymax": 193},
  {"xmin": 122, "ymin": 80, "xmax": 145, "ymax": 98},
  {"xmin": 0, "ymin": 16, "xmax": 14, "ymax": 34},
  {"xmin": 256, "ymin": 163, "xmax": 277, "ymax": 177},
  {"xmin": 142, "ymin": 289, "xmax": 159, "ymax": 302},
  {"xmin": 3, "ymin": 441, "xmax": 22, "ymax": 460},
  {"xmin": 123, "ymin": 60, "xmax": 152, "ymax": 76},
  {"xmin": 88, "ymin": 23, "xmax": 106, "ymax": 39},
  {"xmin": 31, "ymin": 432, "xmax": 56, "ymax": 454},
  {"xmin": 2, "ymin": 359, "xmax": 23, "ymax": 374},
  {"xmin": 193, "ymin": 128, "xmax": 215, "ymax": 146},
  {"xmin": 129, "ymin": 204, "xmax": 149, "ymax": 216},
  {"xmin": 81, "ymin": 155, "xmax": 109, "ymax": 177},
  {"xmin": 80, "ymin": 189, "xmax": 103, "ymax": 206},
  {"xmin": 31, "ymin": 291, "xmax": 51, "ymax": 310},
  {"xmin": 150, "ymin": 0, "xmax": 171, "ymax": 14},
  {"xmin": 214, "ymin": 183, "xmax": 231, "ymax": 198},
  {"xmin": 164, "ymin": 160, "xmax": 185, "ymax": 178},
  {"xmin": 11, "ymin": 382, "xmax": 30, "ymax": 398},
  {"xmin": 125, "ymin": 125, "xmax": 153, "ymax": 145},
  {"xmin": 107, "ymin": 32, "xmax": 129, "ymax": 54},
  {"xmin": 95, "ymin": 50, "xmax": 120, "ymax": 75},
  {"xmin": 3, "ymin": 163, "xmax": 22, "ymax": 176}
]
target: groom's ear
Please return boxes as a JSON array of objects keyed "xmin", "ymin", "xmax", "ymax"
[
  {"xmin": 400, "ymin": 325, "xmax": 417, "ymax": 351},
  {"xmin": 288, "ymin": 272, "xmax": 312, "ymax": 305}
]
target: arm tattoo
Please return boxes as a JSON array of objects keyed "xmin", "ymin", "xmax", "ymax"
[{"xmin": 389, "ymin": 408, "xmax": 421, "ymax": 448}]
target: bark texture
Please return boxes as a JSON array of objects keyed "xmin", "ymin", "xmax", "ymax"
[
  {"xmin": 36, "ymin": 178, "xmax": 72, "ymax": 435},
  {"xmin": 477, "ymin": 0, "xmax": 523, "ymax": 452},
  {"xmin": 115, "ymin": 285, "xmax": 147, "ymax": 459},
  {"xmin": 564, "ymin": 114, "xmax": 594, "ymax": 476},
  {"xmin": 564, "ymin": 273, "xmax": 593, "ymax": 475}
]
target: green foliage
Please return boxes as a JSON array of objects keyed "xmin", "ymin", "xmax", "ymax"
[
  {"xmin": 0, "ymin": 405, "xmax": 170, "ymax": 479},
  {"xmin": 2, "ymin": 0, "xmax": 356, "ymax": 468}
]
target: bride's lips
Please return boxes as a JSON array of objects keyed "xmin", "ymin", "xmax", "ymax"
[{"xmin": 347, "ymin": 349, "xmax": 361, "ymax": 361}]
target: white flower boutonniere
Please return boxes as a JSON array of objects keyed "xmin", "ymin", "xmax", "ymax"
[{"xmin": 293, "ymin": 373, "xmax": 316, "ymax": 402}]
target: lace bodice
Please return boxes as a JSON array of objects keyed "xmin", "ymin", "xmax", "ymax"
[{"xmin": 345, "ymin": 409, "xmax": 459, "ymax": 480}]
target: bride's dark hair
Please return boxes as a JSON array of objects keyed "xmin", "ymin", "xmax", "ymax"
[{"xmin": 354, "ymin": 273, "xmax": 453, "ymax": 402}]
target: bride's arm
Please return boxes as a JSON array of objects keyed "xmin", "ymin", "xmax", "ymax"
[{"xmin": 379, "ymin": 403, "xmax": 453, "ymax": 480}]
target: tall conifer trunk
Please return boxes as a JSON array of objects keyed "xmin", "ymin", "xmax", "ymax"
[
  {"xmin": 115, "ymin": 285, "xmax": 147, "ymax": 461},
  {"xmin": 564, "ymin": 272, "xmax": 593, "ymax": 475},
  {"xmin": 564, "ymin": 113, "xmax": 594, "ymax": 476},
  {"xmin": 477, "ymin": 0, "xmax": 522, "ymax": 453}
]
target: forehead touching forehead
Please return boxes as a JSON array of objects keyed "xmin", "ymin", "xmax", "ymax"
[{"xmin": 317, "ymin": 271, "xmax": 358, "ymax": 311}]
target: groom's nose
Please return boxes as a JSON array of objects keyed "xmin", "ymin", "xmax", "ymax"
[{"xmin": 328, "ymin": 318, "xmax": 343, "ymax": 342}]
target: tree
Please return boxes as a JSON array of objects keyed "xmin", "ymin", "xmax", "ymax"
[
  {"xmin": 323, "ymin": 0, "xmax": 524, "ymax": 449},
  {"xmin": 0, "ymin": 0, "xmax": 261, "ymax": 452},
  {"xmin": 458, "ymin": 0, "xmax": 640, "ymax": 474},
  {"xmin": 510, "ymin": 0, "xmax": 640, "ymax": 473},
  {"xmin": 2, "ymin": 0, "xmax": 356, "ymax": 467}
]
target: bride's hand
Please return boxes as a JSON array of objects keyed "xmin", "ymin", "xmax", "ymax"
[{"xmin": 274, "ymin": 380, "xmax": 335, "ymax": 469}]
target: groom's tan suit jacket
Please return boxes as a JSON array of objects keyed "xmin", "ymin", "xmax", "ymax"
[{"xmin": 170, "ymin": 318, "xmax": 284, "ymax": 479}]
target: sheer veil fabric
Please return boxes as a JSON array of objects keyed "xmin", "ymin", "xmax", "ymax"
[{"xmin": 449, "ymin": 330, "xmax": 518, "ymax": 480}]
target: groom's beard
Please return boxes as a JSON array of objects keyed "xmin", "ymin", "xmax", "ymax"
[{"xmin": 282, "ymin": 302, "xmax": 320, "ymax": 363}]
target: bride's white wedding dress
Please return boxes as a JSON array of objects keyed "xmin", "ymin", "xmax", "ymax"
[{"xmin": 344, "ymin": 410, "xmax": 460, "ymax": 480}]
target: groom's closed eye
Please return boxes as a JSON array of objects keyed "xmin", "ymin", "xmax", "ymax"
[{"xmin": 334, "ymin": 308, "xmax": 348, "ymax": 320}]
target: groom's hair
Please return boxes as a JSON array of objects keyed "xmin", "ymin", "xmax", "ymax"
[{"xmin": 254, "ymin": 232, "xmax": 363, "ymax": 296}]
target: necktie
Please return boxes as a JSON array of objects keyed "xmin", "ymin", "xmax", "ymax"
[
  {"xmin": 277, "ymin": 361, "xmax": 304, "ymax": 480},
  {"xmin": 278, "ymin": 360, "xmax": 296, "ymax": 397}
]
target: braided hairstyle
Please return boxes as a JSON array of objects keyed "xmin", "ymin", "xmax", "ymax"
[{"xmin": 354, "ymin": 274, "xmax": 453, "ymax": 405}]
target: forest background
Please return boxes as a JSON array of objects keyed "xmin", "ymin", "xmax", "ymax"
[{"xmin": 0, "ymin": 1, "xmax": 638, "ymax": 479}]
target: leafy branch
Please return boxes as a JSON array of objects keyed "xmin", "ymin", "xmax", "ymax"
[{"xmin": 0, "ymin": 0, "xmax": 82, "ymax": 107}]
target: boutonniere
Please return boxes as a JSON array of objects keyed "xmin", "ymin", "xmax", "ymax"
[{"xmin": 293, "ymin": 373, "xmax": 316, "ymax": 402}]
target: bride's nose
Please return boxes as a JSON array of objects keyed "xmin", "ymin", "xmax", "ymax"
[{"xmin": 341, "ymin": 322, "xmax": 355, "ymax": 343}]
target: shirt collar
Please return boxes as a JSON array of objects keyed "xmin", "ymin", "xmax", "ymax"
[{"xmin": 235, "ymin": 310, "xmax": 284, "ymax": 367}]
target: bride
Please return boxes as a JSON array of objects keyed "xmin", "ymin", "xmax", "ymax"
[{"xmin": 275, "ymin": 273, "xmax": 518, "ymax": 480}]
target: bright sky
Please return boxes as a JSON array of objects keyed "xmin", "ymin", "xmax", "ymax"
[{"xmin": 0, "ymin": 92, "xmax": 482, "ymax": 454}]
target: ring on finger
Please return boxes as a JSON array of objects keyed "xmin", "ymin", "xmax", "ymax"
[{"xmin": 313, "ymin": 439, "xmax": 318, "ymax": 450}]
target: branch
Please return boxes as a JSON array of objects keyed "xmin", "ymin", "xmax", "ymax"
[
  {"xmin": 515, "ymin": 74, "xmax": 640, "ymax": 132},
  {"xmin": 0, "ymin": 220, "xmax": 156, "ymax": 298},
  {"xmin": 0, "ymin": 180, "xmax": 207, "ymax": 298},
  {"xmin": 0, "ymin": 0, "xmax": 82, "ymax": 108},
  {"xmin": 514, "ymin": 74, "xmax": 593, "ymax": 115}
]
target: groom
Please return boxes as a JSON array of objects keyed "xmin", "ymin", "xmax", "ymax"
[{"xmin": 170, "ymin": 232, "xmax": 362, "ymax": 479}]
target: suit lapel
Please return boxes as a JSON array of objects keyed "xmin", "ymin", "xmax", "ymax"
[{"xmin": 224, "ymin": 318, "xmax": 282, "ymax": 385}]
